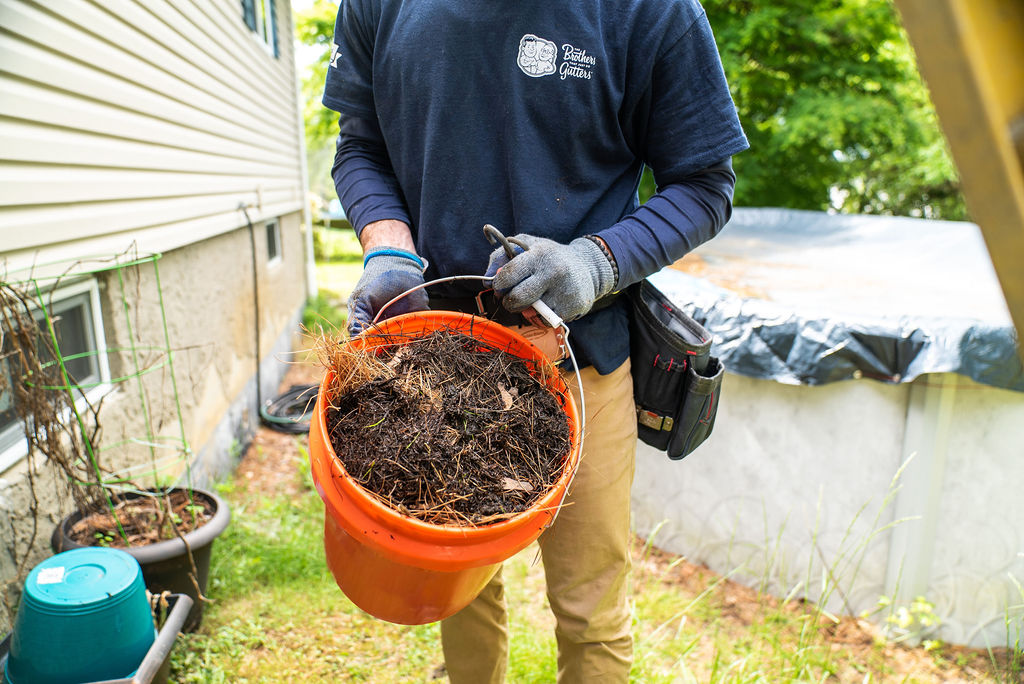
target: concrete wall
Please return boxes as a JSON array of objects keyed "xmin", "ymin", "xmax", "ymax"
[{"xmin": 632, "ymin": 371, "xmax": 1024, "ymax": 648}]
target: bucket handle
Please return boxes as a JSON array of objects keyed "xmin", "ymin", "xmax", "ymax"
[{"xmin": 369, "ymin": 274, "xmax": 586, "ymax": 516}]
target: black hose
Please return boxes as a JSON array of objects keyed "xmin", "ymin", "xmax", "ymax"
[
  {"xmin": 260, "ymin": 384, "xmax": 318, "ymax": 434},
  {"xmin": 240, "ymin": 205, "xmax": 263, "ymax": 418}
]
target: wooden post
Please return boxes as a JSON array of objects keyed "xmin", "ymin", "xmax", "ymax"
[{"xmin": 893, "ymin": 0, "xmax": 1024, "ymax": 359}]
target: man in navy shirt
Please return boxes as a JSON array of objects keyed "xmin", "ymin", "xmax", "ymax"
[{"xmin": 325, "ymin": 1, "xmax": 747, "ymax": 680}]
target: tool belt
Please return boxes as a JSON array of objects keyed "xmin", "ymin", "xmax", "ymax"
[{"xmin": 628, "ymin": 279, "xmax": 724, "ymax": 460}]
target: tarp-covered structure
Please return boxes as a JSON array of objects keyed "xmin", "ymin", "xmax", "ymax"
[{"xmin": 651, "ymin": 208, "xmax": 1023, "ymax": 392}]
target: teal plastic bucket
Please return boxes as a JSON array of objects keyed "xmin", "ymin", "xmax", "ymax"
[{"xmin": 6, "ymin": 548, "xmax": 156, "ymax": 684}]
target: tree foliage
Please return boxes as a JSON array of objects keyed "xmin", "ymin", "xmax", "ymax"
[
  {"xmin": 295, "ymin": 0, "xmax": 966, "ymax": 219},
  {"xmin": 703, "ymin": 0, "xmax": 966, "ymax": 219},
  {"xmin": 295, "ymin": 0, "xmax": 340, "ymax": 199}
]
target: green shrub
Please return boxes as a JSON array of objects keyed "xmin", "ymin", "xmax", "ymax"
[
  {"xmin": 313, "ymin": 225, "xmax": 361, "ymax": 262},
  {"xmin": 303, "ymin": 292, "xmax": 347, "ymax": 333}
]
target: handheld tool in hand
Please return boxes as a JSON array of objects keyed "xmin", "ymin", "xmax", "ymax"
[{"xmin": 482, "ymin": 224, "xmax": 564, "ymax": 329}]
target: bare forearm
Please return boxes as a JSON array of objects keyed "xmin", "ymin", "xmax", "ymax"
[{"xmin": 359, "ymin": 219, "xmax": 417, "ymax": 254}]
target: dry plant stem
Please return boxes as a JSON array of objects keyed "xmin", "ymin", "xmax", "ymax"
[
  {"xmin": 162, "ymin": 491, "xmax": 209, "ymax": 605},
  {"xmin": 1, "ymin": 284, "xmax": 101, "ymax": 513},
  {"xmin": 1, "ymin": 282, "xmax": 102, "ymax": 623},
  {"xmin": 319, "ymin": 327, "xmax": 572, "ymax": 526}
]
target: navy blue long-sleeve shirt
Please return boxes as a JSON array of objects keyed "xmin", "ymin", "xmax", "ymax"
[{"xmin": 324, "ymin": 0, "xmax": 748, "ymax": 372}]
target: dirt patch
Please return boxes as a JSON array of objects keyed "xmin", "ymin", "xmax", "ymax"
[
  {"xmin": 235, "ymin": 428, "xmax": 309, "ymax": 498},
  {"xmin": 634, "ymin": 540, "xmax": 1017, "ymax": 682},
  {"xmin": 234, "ymin": 361, "xmax": 323, "ymax": 498}
]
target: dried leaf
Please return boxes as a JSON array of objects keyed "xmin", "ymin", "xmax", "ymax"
[
  {"xmin": 498, "ymin": 382, "xmax": 518, "ymax": 410},
  {"xmin": 502, "ymin": 477, "xmax": 534, "ymax": 492},
  {"xmin": 386, "ymin": 346, "xmax": 409, "ymax": 369}
]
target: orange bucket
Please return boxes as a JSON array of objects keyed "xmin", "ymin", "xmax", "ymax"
[{"xmin": 309, "ymin": 311, "xmax": 582, "ymax": 625}]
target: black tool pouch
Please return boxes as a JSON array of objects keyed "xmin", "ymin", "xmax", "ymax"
[{"xmin": 628, "ymin": 279, "xmax": 724, "ymax": 460}]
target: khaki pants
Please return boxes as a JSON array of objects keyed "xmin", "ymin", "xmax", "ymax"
[{"xmin": 441, "ymin": 360, "xmax": 638, "ymax": 683}]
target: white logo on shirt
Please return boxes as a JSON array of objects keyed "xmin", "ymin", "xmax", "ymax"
[
  {"xmin": 517, "ymin": 34, "xmax": 557, "ymax": 77},
  {"xmin": 559, "ymin": 43, "xmax": 595, "ymax": 80},
  {"xmin": 329, "ymin": 43, "xmax": 341, "ymax": 68},
  {"xmin": 516, "ymin": 35, "xmax": 595, "ymax": 81}
]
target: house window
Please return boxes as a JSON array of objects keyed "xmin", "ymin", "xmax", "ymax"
[
  {"xmin": 242, "ymin": 0, "xmax": 279, "ymax": 58},
  {"xmin": 265, "ymin": 220, "xmax": 282, "ymax": 265},
  {"xmin": 0, "ymin": 281, "xmax": 109, "ymax": 471}
]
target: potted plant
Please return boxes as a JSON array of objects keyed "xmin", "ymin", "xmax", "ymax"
[
  {"xmin": 50, "ymin": 488, "xmax": 230, "ymax": 633},
  {"xmin": 0, "ymin": 255, "xmax": 230, "ymax": 632}
]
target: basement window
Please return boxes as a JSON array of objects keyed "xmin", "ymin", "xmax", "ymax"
[
  {"xmin": 241, "ymin": 0, "xmax": 279, "ymax": 58},
  {"xmin": 0, "ymin": 280, "xmax": 110, "ymax": 472},
  {"xmin": 266, "ymin": 219, "xmax": 282, "ymax": 265}
]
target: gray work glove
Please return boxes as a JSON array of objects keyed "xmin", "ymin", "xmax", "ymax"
[
  {"xmin": 486, "ymin": 234, "xmax": 616, "ymax": 322},
  {"xmin": 347, "ymin": 249, "xmax": 428, "ymax": 336}
]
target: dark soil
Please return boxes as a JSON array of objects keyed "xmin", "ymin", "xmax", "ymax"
[
  {"xmin": 325, "ymin": 329, "xmax": 572, "ymax": 525},
  {"xmin": 68, "ymin": 489, "xmax": 213, "ymax": 547}
]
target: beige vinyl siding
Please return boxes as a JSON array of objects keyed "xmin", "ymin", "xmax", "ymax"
[{"xmin": 0, "ymin": 0, "xmax": 305, "ymax": 269}]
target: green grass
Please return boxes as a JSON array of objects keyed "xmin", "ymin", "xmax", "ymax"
[
  {"xmin": 315, "ymin": 262, "xmax": 363, "ymax": 300},
  {"xmin": 302, "ymin": 293, "xmax": 347, "ymax": 333},
  {"xmin": 169, "ymin": 459, "xmax": 1019, "ymax": 683},
  {"xmin": 314, "ymin": 224, "xmax": 362, "ymax": 263},
  {"xmin": 169, "ymin": 471, "xmax": 445, "ymax": 682}
]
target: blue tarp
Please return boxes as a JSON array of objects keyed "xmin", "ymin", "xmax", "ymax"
[{"xmin": 650, "ymin": 208, "xmax": 1024, "ymax": 392}]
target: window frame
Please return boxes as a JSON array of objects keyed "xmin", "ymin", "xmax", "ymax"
[
  {"xmin": 0, "ymin": 279, "xmax": 112, "ymax": 472},
  {"xmin": 265, "ymin": 219, "xmax": 282, "ymax": 267},
  {"xmin": 242, "ymin": 0, "xmax": 279, "ymax": 58}
]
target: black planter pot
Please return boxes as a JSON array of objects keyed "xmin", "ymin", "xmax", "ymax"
[{"xmin": 51, "ymin": 487, "xmax": 230, "ymax": 632}]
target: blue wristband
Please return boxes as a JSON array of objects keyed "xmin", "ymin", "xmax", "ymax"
[{"xmin": 363, "ymin": 248, "xmax": 425, "ymax": 269}]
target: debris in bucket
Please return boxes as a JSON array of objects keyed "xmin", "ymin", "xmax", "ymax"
[{"xmin": 320, "ymin": 327, "xmax": 572, "ymax": 525}]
